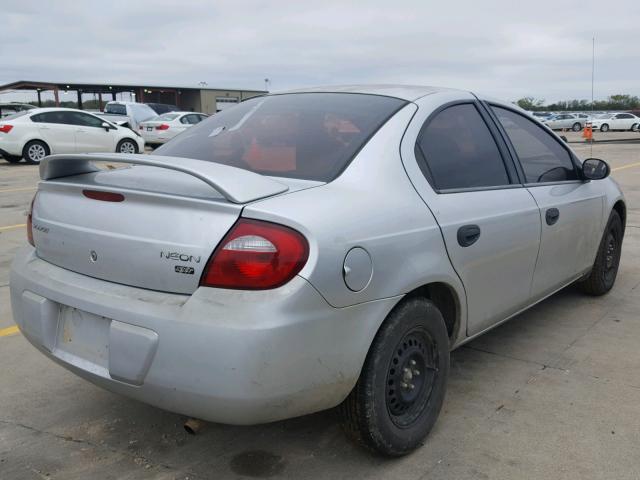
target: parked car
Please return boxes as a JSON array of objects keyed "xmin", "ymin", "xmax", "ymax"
[
  {"xmin": 542, "ymin": 113, "xmax": 584, "ymax": 131},
  {"xmin": 139, "ymin": 111, "xmax": 208, "ymax": 147},
  {"xmin": 0, "ymin": 102, "xmax": 35, "ymax": 119},
  {"xmin": 590, "ymin": 112, "xmax": 640, "ymax": 132},
  {"xmin": 145, "ymin": 103, "xmax": 180, "ymax": 115},
  {"xmin": 10, "ymin": 86, "xmax": 625, "ymax": 456},
  {"xmin": 97, "ymin": 101, "xmax": 158, "ymax": 131},
  {"xmin": 0, "ymin": 107, "xmax": 144, "ymax": 164},
  {"xmin": 528, "ymin": 111, "xmax": 553, "ymax": 121}
]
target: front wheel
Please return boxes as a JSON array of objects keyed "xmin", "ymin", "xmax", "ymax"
[
  {"xmin": 600, "ymin": 123, "xmax": 610, "ymax": 132},
  {"xmin": 338, "ymin": 298, "xmax": 450, "ymax": 456},
  {"xmin": 631, "ymin": 123, "xmax": 638, "ymax": 132},
  {"xmin": 572, "ymin": 122, "xmax": 582, "ymax": 132},
  {"xmin": 116, "ymin": 139, "xmax": 138, "ymax": 154},
  {"xmin": 22, "ymin": 140, "xmax": 49, "ymax": 165},
  {"xmin": 578, "ymin": 210, "xmax": 623, "ymax": 295}
]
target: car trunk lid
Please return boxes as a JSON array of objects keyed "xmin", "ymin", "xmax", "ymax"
[{"xmin": 31, "ymin": 154, "xmax": 307, "ymax": 294}]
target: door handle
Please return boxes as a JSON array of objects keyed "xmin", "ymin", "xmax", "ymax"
[
  {"xmin": 546, "ymin": 208, "xmax": 560, "ymax": 225},
  {"xmin": 457, "ymin": 224, "xmax": 481, "ymax": 247}
]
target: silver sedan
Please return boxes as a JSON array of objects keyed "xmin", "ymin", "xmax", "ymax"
[{"xmin": 10, "ymin": 85, "xmax": 625, "ymax": 456}]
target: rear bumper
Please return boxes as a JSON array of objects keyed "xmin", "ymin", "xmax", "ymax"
[
  {"xmin": 0, "ymin": 139, "xmax": 23, "ymax": 156},
  {"xmin": 10, "ymin": 247, "xmax": 398, "ymax": 424}
]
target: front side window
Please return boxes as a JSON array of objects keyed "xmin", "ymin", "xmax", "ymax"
[
  {"xmin": 156, "ymin": 93, "xmax": 407, "ymax": 182},
  {"xmin": 415, "ymin": 103, "xmax": 510, "ymax": 190},
  {"xmin": 66, "ymin": 112, "xmax": 105, "ymax": 128},
  {"xmin": 492, "ymin": 106, "xmax": 578, "ymax": 183}
]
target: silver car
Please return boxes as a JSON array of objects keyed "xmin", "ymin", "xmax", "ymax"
[
  {"xmin": 543, "ymin": 113, "xmax": 584, "ymax": 131},
  {"xmin": 10, "ymin": 85, "xmax": 625, "ymax": 456}
]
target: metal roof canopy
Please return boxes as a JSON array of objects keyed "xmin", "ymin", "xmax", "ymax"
[{"xmin": 0, "ymin": 80, "xmax": 266, "ymax": 109}]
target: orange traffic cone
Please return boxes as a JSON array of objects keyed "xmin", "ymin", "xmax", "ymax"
[{"xmin": 583, "ymin": 124, "xmax": 593, "ymax": 142}]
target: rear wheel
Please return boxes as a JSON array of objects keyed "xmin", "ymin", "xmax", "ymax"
[
  {"xmin": 338, "ymin": 298, "xmax": 449, "ymax": 456},
  {"xmin": 116, "ymin": 139, "xmax": 138, "ymax": 154},
  {"xmin": 578, "ymin": 210, "xmax": 623, "ymax": 295},
  {"xmin": 22, "ymin": 140, "xmax": 49, "ymax": 164},
  {"xmin": 2, "ymin": 154, "xmax": 22, "ymax": 164},
  {"xmin": 572, "ymin": 122, "xmax": 582, "ymax": 132},
  {"xmin": 600, "ymin": 123, "xmax": 610, "ymax": 132}
]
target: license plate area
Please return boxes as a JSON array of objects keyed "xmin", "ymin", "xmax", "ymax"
[
  {"xmin": 53, "ymin": 306, "xmax": 111, "ymax": 376},
  {"xmin": 147, "ymin": 127, "xmax": 153, "ymax": 131}
]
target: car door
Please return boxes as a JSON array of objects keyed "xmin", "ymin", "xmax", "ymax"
[
  {"xmin": 489, "ymin": 105, "xmax": 604, "ymax": 300},
  {"xmin": 614, "ymin": 113, "xmax": 634, "ymax": 130},
  {"xmin": 31, "ymin": 111, "xmax": 77, "ymax": 154},
  {"xmin": 410, "ymin": 101, "xmax": 542, "ymax": 336},
  {"xmin": 67, "ymin": 111, "xmax": 116, "ymax": 153}
]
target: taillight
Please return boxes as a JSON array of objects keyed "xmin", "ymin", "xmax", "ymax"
[
  {"xmin": 27, "ymin": 193, "xmax": 37, "ymax": 247},
  {"xmin": 156, "ymin": 124, "xmax": 170, "ymax": 130},
  {"xmin": 200, "ymin": 219, "xmax": 309, "ymax": 290},
  {"xmin": 83, "ymin": 189, "xmax": 125, "ymax": 202},
  {"xmin": 0, "ymin": 124, "xmax": 13, "ymax": 133},
  {"xmin": 139, "ymin": 125, "xmax": 144, "ymax": 130}
]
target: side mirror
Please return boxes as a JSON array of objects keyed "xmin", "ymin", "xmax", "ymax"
[
  {"xmin": 582, "ymin": 158, "xmax": 610, "ymax": 180},
  {"xmin": 101, "ymin": 122, "xmax": 112, "ymax": 131}
]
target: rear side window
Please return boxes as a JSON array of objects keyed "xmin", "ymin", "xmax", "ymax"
[
  {"xmin": 156, "ymin": 93, "xmax": 407, "ymax": 182},
  {"xmin": 415, "ymin": 103, "xmax": 510, "ymax": 190},
  {"xmin": 491, "ymin": 107, "xmax": 578, "ymax": 183},
  {"xmin": 31, "ymin": 111, "xmax": 68, "ymax": 124}
]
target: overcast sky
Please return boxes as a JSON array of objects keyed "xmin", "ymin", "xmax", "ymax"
[{"xmin": 2, "ymin": 0, "xmax": 639, "ymax": 103}]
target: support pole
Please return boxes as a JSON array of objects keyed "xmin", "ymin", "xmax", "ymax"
[
  {"xmin": 37, "ymin": 90, "xmax": 42, "ymax": 107},
  {"xmin": 77, "ymin": 90, "xmax": 82, "ymax": 109},
  {"xmin": 53, "ymin": 87, "xmax": 60, "ymax": 107}
]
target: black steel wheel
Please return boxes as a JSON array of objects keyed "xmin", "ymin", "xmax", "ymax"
[
  {"xmin": 579, "ymin": 210, "xmax": 623, "ymax": 295},
  {"xmin": 338, "ymin": 297, "xmax": 449, "ymax": 456}
]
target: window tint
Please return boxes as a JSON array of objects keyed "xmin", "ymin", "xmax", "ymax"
[
  {"xmin": 30, "ymin": 111, "xmax": 68, "ymax": 124},
  {"xmin": 617, "ymin": 113, "xmax": 632, "ymax": 119},
  {"xmin": 66, "ymin": 112, "xmax": 105, "ymax": 128},
  {"xmin": 415, "ymin": 103, "xmax": 510, "ymax": 190},
  {"xmin": 179, "ymin": 115, "xmax": 190, "ymax": 124},
  {"xmin": 156, "ymin": 93, "xmax": 407, "ymax": 182},
  {"xmin": 492, "ymin": 106, "xmax": 578, "ymax": 183}
]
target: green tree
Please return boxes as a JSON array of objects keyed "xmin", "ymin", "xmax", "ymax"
[{"xmin": 516, "ymin": 97, "xmax": 545, "ymax": 111}]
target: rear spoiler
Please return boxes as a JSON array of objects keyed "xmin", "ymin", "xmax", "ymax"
[{"xmin": 39, "ymin": 153, "xmax": 289, "ymax": 204}]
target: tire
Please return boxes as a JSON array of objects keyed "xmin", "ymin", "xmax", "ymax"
[
  {"xmin": 600, "ymin": 123, "xmax": 610, "ymax": 132},
  {"xmin": 338, "ymin": 297, "xmax": 450, "ymax": 456},
  {"xmin": 22, "ymin": 140, "xmax": 49, "ymax": 165},
  {"xmin": 572, "ymin": 122, "xmax": 582, "ymax": 132},
  {"xmin": 578, "ymin": 210, "xmax": 623, "ymax": 296},
  {"xmin": 2, "ymin": 154, "xmax": 22, "ymax": 164},
  {"xmin": 631, "ymin": 123, "xmax": 638, "ymax": 132},
  {"xmin": 116, "ymin": 139, "xmax": 138, "ymax": 154}
]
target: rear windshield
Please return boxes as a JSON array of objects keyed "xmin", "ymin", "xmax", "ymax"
[
  {"xmin": 105, "ymin": 104, "xmax": 127, "ymax": 115},
  {"xmin": 155, "ymin": 93, "xmax": 407, "ymax": 182}
]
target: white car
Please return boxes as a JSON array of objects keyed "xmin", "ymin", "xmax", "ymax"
[
  {"xmin": 98, "ymin": 101, "xmax": 159, "ymax": 131},
  {"xmin": 590, "ymin": 113, "xmax": 640, "ymax": 132},
  {"xmin": 0, "ymin": 108, "xmax": 145, "ymax": 164},
  {"xmin": 542, "ymin": 113, "xmax": 584, "ymax": 131},
  {"xmin": 139, "ymin": 112, "xmax": 208, "ymax": 146}
]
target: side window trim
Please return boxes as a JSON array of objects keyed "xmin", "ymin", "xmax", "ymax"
[
  {"xmin": 414, "ymin": 100, "xmax": 520, "ymax": 193},
  {"xmin": 483, "ymin": 102, "xmax": 584, "ymax": 184}
]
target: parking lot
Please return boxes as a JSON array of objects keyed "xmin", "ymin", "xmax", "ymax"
[{"xmin": 1, "ymin": 132, "xmax": 640, "ymax": 479}]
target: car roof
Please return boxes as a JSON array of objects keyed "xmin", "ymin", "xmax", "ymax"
[
  {"xmin": 274, "ymin": 84, "xmax": 465, "ymax": 101},
  {"xmin": 23, "ymin": 107, "xmax": 100, "ymax": 115}
]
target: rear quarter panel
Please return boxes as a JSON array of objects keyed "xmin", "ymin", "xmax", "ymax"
[{"xmin": 244, "ymin": 102, "xmax": 466, "ymax": 331}]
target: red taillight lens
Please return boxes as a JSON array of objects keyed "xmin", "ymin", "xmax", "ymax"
[
  {"xmin": 139, "ymin": 125, "xmax": 144, "ymax": 130},
  {"xmin": 200, "ymin": 219, "xmax": 309, "ymax": 290},
  {"xmin": 27, "ymin": 193, "xmax": 37, "ymax": 247},
  {"xmin": 0, "ymin": 124, "xmax": 13, "ymax": 133},
  {"xmin": 156, "ymin": 124, "xmax": 170, "ymax": 130}
]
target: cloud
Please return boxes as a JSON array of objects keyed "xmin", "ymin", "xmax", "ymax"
[{"xmin": 1, "ymin": 0, "xmax": 639, "ymax": 103}]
